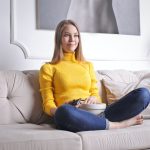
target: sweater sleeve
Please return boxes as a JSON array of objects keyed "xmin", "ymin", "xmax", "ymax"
[
  {"xmin": 39, "ymin": 63, "xmax": 57, "ymax": 116},
  {"xmin": 89, "ymin": 62, "xmax": 102, "ymax": 103}
]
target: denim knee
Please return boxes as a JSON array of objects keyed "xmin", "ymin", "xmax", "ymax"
[
  {"xmin": 54, "ymin": 104, "xmax": 74, "ymax": 122},
  {"xmin": 136, "ymin": 87, "xmax": 150, "ymax": 108}
]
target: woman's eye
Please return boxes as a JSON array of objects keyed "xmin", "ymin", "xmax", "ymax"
[
  {"xmin": 64, "ymin": 34, "xmax": 69, "ymax": 37},
  {"xmin": 63, "ymin": 34, "xmax": 79, "ymax": 38}
]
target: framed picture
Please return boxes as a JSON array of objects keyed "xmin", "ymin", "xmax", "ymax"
[{"xmin": 36, "ymin": 0, "xmax": 140, "ymax": 35}]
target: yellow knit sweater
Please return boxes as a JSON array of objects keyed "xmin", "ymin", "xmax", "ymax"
[{"xmin": 39, "ymin": 52, "xmax": 102, "ymax": 116}]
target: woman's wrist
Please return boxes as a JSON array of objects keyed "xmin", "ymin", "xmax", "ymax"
[
  {"xmin": 50, "ymin": 108, "xmax": 57, "ymax": 116},
  {"xmin": 85, "ymin": 96, "xmax": 99, "ymax": 104}
]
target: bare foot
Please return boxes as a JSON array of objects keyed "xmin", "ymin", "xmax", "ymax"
[{"xmin": 109, "ymin": 115, "xmax": 143, "ymax": 129}]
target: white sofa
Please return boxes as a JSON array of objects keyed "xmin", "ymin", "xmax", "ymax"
[{"xmin": 0, "ymin": 70, "xmax": 150, "ymax": 150}]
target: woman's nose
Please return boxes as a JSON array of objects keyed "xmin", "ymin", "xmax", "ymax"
[{"xmin": 69, "ymin": 35, "xmax": 74, "ymax": 41}]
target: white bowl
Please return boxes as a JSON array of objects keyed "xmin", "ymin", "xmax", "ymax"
[{"xmin": 79, "ymin": 103, "xmax": 106, "ymax": 115}]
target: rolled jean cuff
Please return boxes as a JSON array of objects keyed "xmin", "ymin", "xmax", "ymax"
[{"xmin": 105, "ymin": 119, "xmax": 109, "ymax": 130}]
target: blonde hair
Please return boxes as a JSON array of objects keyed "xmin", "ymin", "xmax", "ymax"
[{"xmin": 50, "ymin": 20, "xmax": 85, "ymax": 64}]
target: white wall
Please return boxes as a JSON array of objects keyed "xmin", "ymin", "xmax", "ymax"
[{"xmin": 0, "ymin": 0, "xmax": 150, "ymax": 71}]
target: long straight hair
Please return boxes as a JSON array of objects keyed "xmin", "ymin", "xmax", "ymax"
[{"xmin": 50, "ymin": 20, "xmax": 85, "ymax": 64}]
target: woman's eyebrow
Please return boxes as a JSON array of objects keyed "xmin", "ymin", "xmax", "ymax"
[{"xmin": 64, "ymin": 32, "xmax": 78, "ymax": 34}]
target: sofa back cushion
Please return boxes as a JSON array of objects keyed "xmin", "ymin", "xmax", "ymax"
[
  {"xmin": 97, "ymin": 70, "xmax": 150, "ymax": 103},
  {"xmin": 96, "ymin": 70, "xmax": 150, "ymax": 117},
  {"xmin": 1, "ymin": 69, "xmax": 150, "ymax": 125},
  {"xmin": 0, "ymin": 70, "xmax": 47, "ymax": 124}
]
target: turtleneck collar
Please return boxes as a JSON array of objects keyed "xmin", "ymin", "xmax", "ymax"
[{"xmin": 63, "ymin": 52, "xmax": 77, "ymax": 62}]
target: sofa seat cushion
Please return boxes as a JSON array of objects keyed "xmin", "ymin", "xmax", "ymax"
[
  {"xmin": 0, "ymin": 123, "xmax": 82, "ymax": 150},
  {"xmin": 78, "ymin": 120, "xmax": 150, "ymax": 150}
]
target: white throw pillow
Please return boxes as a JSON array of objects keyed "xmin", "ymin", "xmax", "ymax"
[
  {"xmin": 102, "ymin": 79, "xmax": 137, "ymax": 105},
  {"xmin": 102, "ymin": 78, "xmax": 150, "ymax": 118}
]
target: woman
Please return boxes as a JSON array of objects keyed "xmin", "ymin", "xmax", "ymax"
[{"xmin": 39, "ymin": 20, "xmax": 150, "ymax": 132}]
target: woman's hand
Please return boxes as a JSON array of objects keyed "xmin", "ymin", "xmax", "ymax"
[
  {"xmin": 50, "ymin": 108, "xmax": 57, "ymax": 116},
  {"xmin": 84, "ymin": 96, "xmax": 99, "ymax": 104}
]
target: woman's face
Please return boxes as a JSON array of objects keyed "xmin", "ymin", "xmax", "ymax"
[{"xmin": 61, "ymin": 24, "xmax": 79, "ymax": 53}]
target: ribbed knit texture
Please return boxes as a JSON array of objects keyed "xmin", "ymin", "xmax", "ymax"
[{"xmin": 39, "ymin": 52, "xmax": 102, "ymax": 115}]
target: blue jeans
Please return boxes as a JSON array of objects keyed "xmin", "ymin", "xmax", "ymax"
[{"xmin": 54, "ymin": 88, "xmax": 150, "ymax": 132}]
